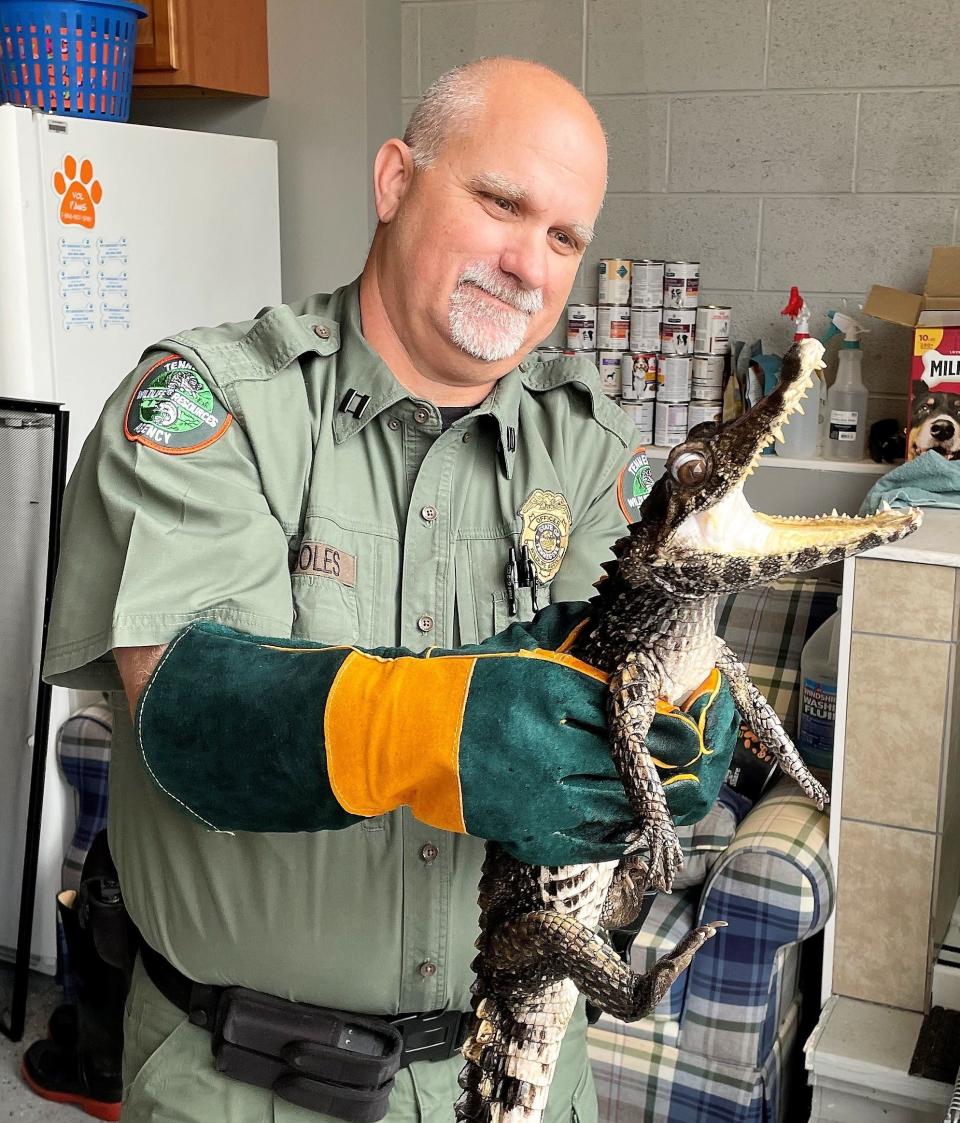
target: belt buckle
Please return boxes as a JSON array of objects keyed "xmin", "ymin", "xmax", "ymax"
[{"xmin": 390, "ymin": 1010, "xmax": 468, "ymax": 1064}]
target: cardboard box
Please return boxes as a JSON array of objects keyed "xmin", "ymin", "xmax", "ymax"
[{"xmin": 864, "ymin": 246, "xmax": 960, "ymax": 461}]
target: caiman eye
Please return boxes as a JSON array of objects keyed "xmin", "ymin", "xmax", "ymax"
[{"xmin": 670, "ymin": 451, "xmax": 709, "ymax": 487}]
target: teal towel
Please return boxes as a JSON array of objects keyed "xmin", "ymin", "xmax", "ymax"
[{"xmin": 860, "ymin": 450, "xmax": 960, "ymax": 515}]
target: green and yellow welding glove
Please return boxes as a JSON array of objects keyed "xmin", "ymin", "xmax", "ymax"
[{"xmin": 135, "ymin": 603, "xmax": 739, "ymax": 868}]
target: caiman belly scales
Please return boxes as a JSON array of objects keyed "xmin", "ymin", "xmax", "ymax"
[{"xmin": 455, "ymin": 339, "xmax": 921, "ymax": 1123}]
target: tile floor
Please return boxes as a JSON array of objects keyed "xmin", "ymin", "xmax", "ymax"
[{"xmin": 0, "ymin": 964, "xmax": 70, "ymax": 1120}]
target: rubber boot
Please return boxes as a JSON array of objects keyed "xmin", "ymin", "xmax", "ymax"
[
  {"xmin": 21, "ymin": 890, "xmax": 124, "ymax": 1121},
  {"xmin": 48, "ymin": 1002, "xmax": 78, "ymax": 1046}
]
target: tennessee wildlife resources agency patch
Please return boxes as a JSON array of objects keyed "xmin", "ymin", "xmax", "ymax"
[
  {"xmin": 617, "ymin": 446, "xmax": 654, "ymax": 523},
  {"xmin": 124, "ymin": 354, "xmax": 232, "ymax": 454}
]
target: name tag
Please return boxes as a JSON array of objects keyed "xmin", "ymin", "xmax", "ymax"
[{"xmin": 291, "ymin": 541, "xmax": 357, "ymax": 587}]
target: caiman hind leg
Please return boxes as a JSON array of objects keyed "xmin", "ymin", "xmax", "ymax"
[
  {"xmin": 608, "ymin": 652, "xmax": 684, "ymax": 893},
  {"xmin": 484, "ymin": 910, "xmax": 724, "ymax": 1022},
  {"xmin": 715, "ymin": 641, "xmax": 829, "ymax": 808},
  {"xmin": 599, "ymin": 854, "xmax": 650, "ymax": 929}
]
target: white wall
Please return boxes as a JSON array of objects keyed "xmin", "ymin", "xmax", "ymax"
[
  {"xmin": 132, "ymin": 0, "xmax": 401, "ymax": 303},
  {"xmin": 401, "ymin": 0, "xmax": 960, "ymax": 429}
]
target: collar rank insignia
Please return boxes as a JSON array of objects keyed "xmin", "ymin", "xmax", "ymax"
[
  {"xmin": 123, "ymin": 354, "xmax": 232, "ymax": 455},
  {"xmin": 518, "ymin": 489, "xmax": 572, "ymax": 584},
  {"xmin": 617, "ymin": 446, "xmax": 654, "ymax": 523}
]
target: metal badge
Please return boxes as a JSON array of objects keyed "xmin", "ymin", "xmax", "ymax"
[{"xmin": 517, "ymin": 489, "xmax": 571, "ymax": 585}]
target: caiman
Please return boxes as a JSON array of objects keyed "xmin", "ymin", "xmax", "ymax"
[{"xmin": 455, "ymin": 337, "xmax": 922, "ymax": 1123}]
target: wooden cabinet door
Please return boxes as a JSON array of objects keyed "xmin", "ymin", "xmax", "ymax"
[{"xmin": 135, "ymin": 0, "xmax": 178, "ymax": 72}]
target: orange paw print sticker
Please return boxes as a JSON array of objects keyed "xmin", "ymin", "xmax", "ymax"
[{"xmin": 53, "ymin": 155, "xmax": 103, "ymax": 230}]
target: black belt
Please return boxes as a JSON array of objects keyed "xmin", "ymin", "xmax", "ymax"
[
  {"xmin": 140, "ymin": 942, "xmax": 473, "ymax": 1122},
  {"xmin": 140, "ymin": 942, "xmax": 472, "ymax": 1067}
]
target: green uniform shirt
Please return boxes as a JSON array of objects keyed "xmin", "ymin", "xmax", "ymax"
[{"xmin": 44, "ymin": 278, "xmax": 642, "ymax": 1112}]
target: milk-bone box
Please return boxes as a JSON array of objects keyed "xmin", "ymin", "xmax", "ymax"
[{"xmin": 864, "ymin": 246, "xmax": 960, "ymax": 462}]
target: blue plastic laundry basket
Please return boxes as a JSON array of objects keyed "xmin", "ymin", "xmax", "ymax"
[{"xmin": 0, "ymin": 0, "xmax": 146, "ymax": 121}]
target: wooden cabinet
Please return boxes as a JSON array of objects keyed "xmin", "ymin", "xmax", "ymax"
[{"xmin": 134, "ymin": 0, "xmax": 268, "ymax": 98}]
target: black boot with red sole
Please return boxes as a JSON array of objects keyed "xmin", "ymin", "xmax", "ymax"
[{"xmin": 21, "ymin": 1039, "xmax": 121, "ymax": 1121}]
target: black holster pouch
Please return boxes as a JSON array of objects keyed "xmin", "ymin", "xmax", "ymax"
[
  {"xmin": 76, "ymin": 830, "xmax": 140, "ymax": 982},
  {"xmin": 212, "ymin": 987, "xmax": 403, "ymax": 1123}
]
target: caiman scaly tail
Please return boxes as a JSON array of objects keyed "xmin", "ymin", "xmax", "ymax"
[{"xmin": 455, "ymin": 338, "xmax": 922, "ymax": 1123}]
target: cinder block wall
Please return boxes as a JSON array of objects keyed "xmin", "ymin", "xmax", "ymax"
[{"xmin": 401, "ymin": 0, "xmax": 960, "ymax": 429}]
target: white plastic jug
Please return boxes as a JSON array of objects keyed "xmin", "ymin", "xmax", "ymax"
[{"xmin": 797, "ymin": 596, "xmax": 842, "ymax": 770}]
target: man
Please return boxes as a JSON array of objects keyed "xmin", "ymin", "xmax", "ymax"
[{"xmin": 43, "ymin": 57, "xmax": 734, "ymax": 1121}]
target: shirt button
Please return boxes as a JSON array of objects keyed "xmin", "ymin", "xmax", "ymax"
[
  {"xmin": 420, "ymin": 843, "xmax": 439, "ymax": 863},
  {"xmin": 418, "ymin": 960, "xmax": 437, "ymax": 978},
  {"xmin": 417, "ymin": 614, "xmax": 434, "ymax": 633},
  {"xmin": 421, "ymin": 505, "xmax": 437, "ymax": 523},
  {"xmin": 313, "ymin": 324, "xmax": 330, "ymax": 340},
  {"xmin": 414, "ymin": 407, "xmax": 430, "ymax": 424},
  {"xmin": 462, "ymin": 432, "xmax": 471, "ymax": 443},
  {"xmin": 387, "ymin": 417, "xmax": 400, "ymax": 431}
]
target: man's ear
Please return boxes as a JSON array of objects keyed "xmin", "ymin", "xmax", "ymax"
[{"xmin": 373, "ymin": 139, "xmax": 416, "ymax": 224}]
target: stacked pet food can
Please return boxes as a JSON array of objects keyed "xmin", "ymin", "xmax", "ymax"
[
  {"xmin": 690, "ymin": 304, "xmax": 730, "ymax": 431},
  {"xmin": 546, "ymin": 259, "xmax": 732, "ymax": 450}
]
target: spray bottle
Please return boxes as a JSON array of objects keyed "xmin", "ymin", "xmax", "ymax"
[
  {"xmin": 778, "ymin": 287, "xmax": 826, "ymax": 458},
  {"xmin": 823, "ymin": 310, "xmax": 869, "ymax": 461}
]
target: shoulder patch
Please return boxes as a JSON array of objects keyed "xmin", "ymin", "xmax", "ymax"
[
  {"xmin": 617, "ymin": 446, "xmax": 654, "ymax": 523},
  {"xmin": 124, "ymin": 354, "xmax": 232, "ymax": 455}
]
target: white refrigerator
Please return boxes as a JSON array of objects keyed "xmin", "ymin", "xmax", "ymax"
[{"xmin": 0, "ymin": 104, "xmax": 282, "ymax": 972}]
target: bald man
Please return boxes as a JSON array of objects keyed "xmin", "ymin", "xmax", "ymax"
[{"xmin": 42, "ymin": 58, "xmax": 704, "ymax": 1122}]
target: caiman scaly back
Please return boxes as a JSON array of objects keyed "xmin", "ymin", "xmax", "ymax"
[{"xmin": 456, "ymin": 339, "xmax": 921, "ymax": 1123}]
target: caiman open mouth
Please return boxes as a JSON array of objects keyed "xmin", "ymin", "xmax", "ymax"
[
  {"xmin": 672, "ymin": 484, "xmax": 920, "ymax": 558},
  {"xmin": 638, "ymin": 337, "xmax": 924, "ymax": 578}
]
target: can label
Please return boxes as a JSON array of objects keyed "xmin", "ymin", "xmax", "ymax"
[
  {"xmin": 597, "ymin": 305, "xmax": 631, "ymax": 350},
  {"xmin": 629, "ymin": 307, "xmax": 662, "ymax": 351},
  {"xmin": 620, "ymin": 400, "xmax": 655, "ymax": 443},
  {"xmin": 598, "ymin": 259, "xmax": 632, "ymax": 306},
  {"xmin": 620, "ymin": 352, "xmax": 658, "ymax": 401},
  {"xmin": 630, "ymin": 260, "xmax": 664, "ymax": 309},
  {"xmin": 566, "ymin": 305, "xmax": 596, "ymax": 350},
  {"xmin": 565, "ymin": 348, "xmax": 598, "ymax": 368},
  {"xmin": 829, "ymin": 409, "xmax": 859, "ymax": 441},
  {"xmin": 694, "ymin": 306, "xmax": 731, "ymax": 355},
  {"xmin": 658, "ymin": 355, "xmax": 692, "ymax": 402},
  {"xmin": 691, "ymin": 354, "xmax": 725, "ymax": 399},
  {"xmin": 663, "ymin": 261, "xmax": 700, "ymax": 310},
  {"xmin": 687, "ymin": 400, "xmax": 722, "ymax": 428},
  {"xmin": 597, "ymin": 351, "xmax": 623, "ymax": 397},
  {"xmin": 655, "ymin": 400, "xmax": 688, "ymax": 447},
  {"xmin": 660, "ymin": 313, "xmax": 695, "ymax": 355}
]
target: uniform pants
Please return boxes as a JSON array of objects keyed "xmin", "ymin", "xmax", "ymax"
[{"xmin": 122, "ymin": 956, "xmax": 600, "ymax": 1122}]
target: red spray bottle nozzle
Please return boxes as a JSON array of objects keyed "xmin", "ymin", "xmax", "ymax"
[
  {"xmin": 780, "ymin": 287, "xmax": 804, "ymax": 318},
  {"xmin": 780, "ymin": 286, "xmax": 810, "ymax": 339}
]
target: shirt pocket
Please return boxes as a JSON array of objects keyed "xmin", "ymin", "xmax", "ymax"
[
  {"xmin": 290, "ymin": 516, "xmax": 365, "ymax": 645},
  {"xmin": 457, "ymin": 535, "xmax": 550, "ymax": 642}
]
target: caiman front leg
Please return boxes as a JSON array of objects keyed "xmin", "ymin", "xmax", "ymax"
[
  {"xmin": 609, "ymin": 652, "xmax": 684, "ymax": 893},
  {"xmin": 715, "ymin": 641, "xmax": 829, "ymax": 809},
  {"xmin": 486, "ymin": 911, "xmax": 724, "ymax": 1022}
]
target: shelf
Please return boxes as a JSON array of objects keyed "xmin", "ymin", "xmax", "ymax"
[{"xmin": 641, "ymin": 447, "xmax": 890, "ymax": 474}]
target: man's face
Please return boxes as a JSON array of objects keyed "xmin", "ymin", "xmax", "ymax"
[{"xmin": 382, "ymin": 87, "xmax": 606, "ymax": 380}]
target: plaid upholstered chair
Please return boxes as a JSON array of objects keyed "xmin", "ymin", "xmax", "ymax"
[{"xmin": 588, "ymin": 575, "xmax": 839, "ymax": 1123}]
